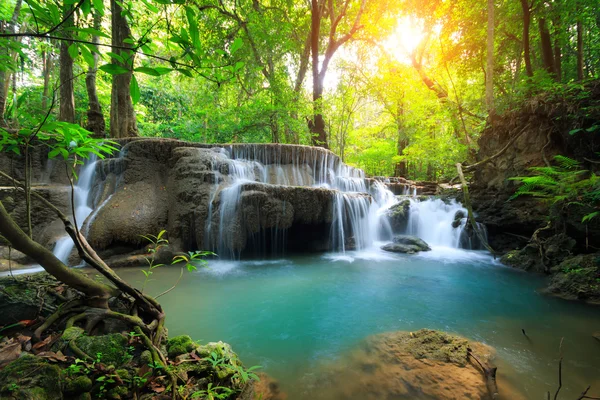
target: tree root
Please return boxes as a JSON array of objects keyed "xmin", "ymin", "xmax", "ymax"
[
  {"xmin": 69, "ymin": 339, "xmax": 93, "ymax": 362},
  {"xmin": 467, "ymin": 348, "xmax": 499, "ymax": 400},
  {"xmin": 530, "ymin": 221, "xmax": 552, "ymax": 273},
  {"xmin": 33, "ymin": 300, "xmax": 84, "ymax": 341},
  {"xmin": 456, "ymin": 163, "xmax": 497, "ymax": 257}
]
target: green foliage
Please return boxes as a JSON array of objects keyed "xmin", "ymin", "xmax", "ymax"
[{"xmin": 510, "ymin": 155, "xmax": 600, "ymax": 224}]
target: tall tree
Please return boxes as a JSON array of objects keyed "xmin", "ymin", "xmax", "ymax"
[
  {"xmin": 520, "ymin": 0, "xmax": 533, "ymax": 77},
  {"xmin": 58, "ymin": 1, "xmax": 75, "ymax": 123},
  {"xmin": 486, "ymin": 0, "xmax": 495, "ymax": 114},
  {"xmin": 110, "ymin": 0, "xmax": 137, "ymax": 138},
  {"xmin": 86, "ymin": 10, "xmax": 105, "ymax": 137},
  {"xmin": 309, "ymin": 0, "xmax": 366, "ymax": 148},
  {"xmin": 0, "ymin": 0, "xmax": 22, "ymax": 126}
]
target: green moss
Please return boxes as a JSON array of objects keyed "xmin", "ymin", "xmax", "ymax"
[
  {"xmin": 0, "ymin": 355, "xmax": 62, "ymax": 399},
  {"xmin": 167, "ymin": 335, "xmax": 196, "ymax": 358},
  {"xmin": 107, "ymin": 385, "xmax": 129, "ymax": 399},
  {"xmin": 75, "ymin": 333, "xmax": 128, "ymax": 366},
  {"xmin": 115, "ymin": 369, "xmax": 131, "ymax": 381},
  {"xmin": 62, "ymin": 326, "xmax": 85, "ymax": 341},
  {"xmin": 140, "ymin": 350, "xmax": 153, "ymax": 364},
  {"xmin": 403, "ymin": 329, "xmax": 470, "ymax": 366},
  {"xmin": 64, "ymin": 376, "xmax": 92, "ymax": 394}
]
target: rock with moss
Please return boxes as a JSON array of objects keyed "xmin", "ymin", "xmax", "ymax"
[
  {"xmin": 0, "ymin": 354, "xmax": 63, "ymax": 400},
  {"xmin": 384, "ymin": 199, "xmax": 411, "ymax": 233},
  {"xmin": 543, "ymin": 253, "xmax": 600, "ymax": 304},
  {"xmin": 167, "ymin": 334, "xmax": 197, "ymax": 358},
  {"xmin": 299, "ymin": 329, "xmax": 527, "ymax": 400},
  {"xmin": 64, "ymin": 376, "xmax": 93, "ymax": 395},
  {"xmin": 75, "ymin": 333, "xmax": 128, "ymax": 366},
  {"xmin": 62, "ymin": 326, "xmax": 85, "ymax": 341},
  {"xmin": 381, "ymin": 235, "xmax": 431, "ymax": 254}
]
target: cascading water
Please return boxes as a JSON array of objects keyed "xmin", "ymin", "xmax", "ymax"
[
  {"xmin": 52, "ymin": 155, "xmax": 98, "ymax": 264},
  {"xmin": 404, "ymin": 197, "xmax": 487, "ymax": 250},
  {"xmin": 204, "ymin": 145, "xmax": 401, "ymax": 256}
]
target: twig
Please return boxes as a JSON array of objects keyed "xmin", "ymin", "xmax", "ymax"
[
  {"xmin": 553, "ymin": 337, "xmax": 564, "ymax": 400},
  {"xmin": 155, "ymin": 267, "xmax": 184, "ymax": 300}
]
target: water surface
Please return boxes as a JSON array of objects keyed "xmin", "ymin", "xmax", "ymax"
[{"xmin": 117, "ymin": 246, "xmax": 600, "ymax": 399}]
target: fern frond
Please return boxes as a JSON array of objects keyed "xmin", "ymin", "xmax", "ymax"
[{"xmin": 554, "ymin": 155, "xmax": 580, "ymax": 170}]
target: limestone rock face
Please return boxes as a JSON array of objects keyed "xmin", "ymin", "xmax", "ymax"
[{"xmin": 83, "ymin": 139, "xmax": 361, "ymax": 257}]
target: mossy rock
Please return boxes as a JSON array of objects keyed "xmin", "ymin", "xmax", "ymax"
[
  {"xmin": 64, "ymin": 375, "xmax": 93, "ymax": 395},
  {"xmin": 0, "ymin": 354, "xmax": 62, "ymax": 399},
  {"xmin": 62, "ymin": 326, "xmax": 85, "ymax": 341},
  {"xmin": 75, "ymin": 333, "xmax": 128, "ymax": 366},
  {"xmin": 107, "ymin": 385, "xmax": 129, "ymax": 399},
  {"xmin": 167, "ymin": 335, "xmax": 197, "ymax": 358},
  {"xmin": 544, "ymin": 254, "xmax": 600, "ymax": 304},
  {"xmin": 364, "ymin": 329, "xmax": 476, "ymax": 367}
]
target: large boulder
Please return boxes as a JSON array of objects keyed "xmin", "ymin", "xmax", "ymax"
[
  {"xmin": 384, "ymin": 199, "xmax": 411, "ymax": 233},
  {"xmin": 303, "ymin": 329, "xmax": 525, "ymax": 400},
  {"xmin": 381, "ymin": 235, "xmax": 431, "ymax": 254}
]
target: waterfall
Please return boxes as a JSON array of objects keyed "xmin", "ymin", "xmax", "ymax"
[
  {"xmin": 404, "ymin": 198, "xmax": 487, "ymax": 250},
  {"xmin": 52, "ymin": 155, "xmax": 98, "ymax": 264}
]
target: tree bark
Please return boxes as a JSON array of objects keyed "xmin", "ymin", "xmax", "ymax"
[
  {"xmin": 86, "ymin": 11, "xmax": 105, "ymax": 137},
  {"xmin": 42, "ymin": 49, "xmax": 52, "ymax": 110},
  {"xmin": 310, "ymin": 0, "xmax": 328, "ymax": 148},
  {"xmin": 576, "ymin": 19, "xmax": 584, "ymax": 80},
  {"xmin": 486, "ymin": 0, "xmax": 494, "ymax": 114},
  {"xmin": 0, "ymin": 0, "xmax": 22, "ymax": 126},
  {"xmin": 538, "ymin": 18, "xmax": 556, "ymax": 77},
  {"xmin": 520, "ymin": 0, "xmax": 533, "ymax": 77},
  {"xmin": 0, "ymin": 200, "xmax": 114, "ymax": 307},
  {"xmin": 59, "ymin": 2, "xmax": 75, "ymax": 123},
  {"xmin": 110, "ymin": 0, "xmax": 138, "ymax": 138},
  {"xmin": 552, "ymin": 18, "xmax": 561, "ymax": 81}
]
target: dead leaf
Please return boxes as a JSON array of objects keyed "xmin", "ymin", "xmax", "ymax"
[
  {"xmin": 149, "ymin": 381, "xmax": 166, "ymax": 393},
  {"xmin": 32, "ymin": 335, "xmax": 53, "ymax": 351},
  {"xmin": 37, "ymin": 351, "xmax": 69, "ymax": 362},
  {"xmin": 0, "ymin": 342, "xmax": 21, "ymax": 366},
  {"xmin": 190, "ymin": 351, "xmax": 202, "ymax": 361}
]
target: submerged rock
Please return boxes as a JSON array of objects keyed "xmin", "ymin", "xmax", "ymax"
[
  {"xmin": 381, "ymin": 235, "xmax": 431, "ymax": 254},
  {"xmin": 304, "ymin": 329, "xmax": 525, "ymax": 400}
]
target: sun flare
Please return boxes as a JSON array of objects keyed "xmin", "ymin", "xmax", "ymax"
[{"xmin": 383, "ymin": 16, "xmax": 425, "ymax": 63}]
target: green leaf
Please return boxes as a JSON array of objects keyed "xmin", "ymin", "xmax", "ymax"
[
  {"xmin": 177, "ymin": 68, "xmax": 193, "ymax": 77},
  {"xmin": 99, "ymin": 64, "xmax": 129, "ymax": 75},
  {"xmin": 68, "ymin": 43, "xmax": 79, "ymax": 59},
  {"xmin": 106, "ymin": 52, "xmax": 125, "ymax": 64},
  {"xmin": 92, "ymin": 0, "xmax": 104, "ymax": 15},
  {"xmin": 79, "ymin": 45, "xmax": 95, "ymax": 68},
  {"xmin": 568, "ymin": 129, "xmax": 582, "ymax": 135},
  {"xmin": 134, "ymin": 67, "xmax": 160, "ymax": 76},
  {"xmin": 230, "ymin": 37, "xmax": 243, "ymax": 53},
  {"xmin": 586, "ymin": 125, "xmax": 599, "ymax": 132},
  {"xmin": 130, "ymin": 75, "xmax": 140, "ymax": 104}
]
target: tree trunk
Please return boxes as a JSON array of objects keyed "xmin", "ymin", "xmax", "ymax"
[
  {"xmin": 310, "ymin": 0, "xmax": 328, "ymax": 148},
  {"xmin": 538, "ymin": 18, "xmax": 556, "ymax": 77},
  {"xmin": 486, "ymin": 0, "xmax": 494, "ymax": 114},
  {"xmin": 520, "ymin": 0, "xmax": 533, "ymax": 77},
  {"xmin": 0, "ymin": 200, "xmax": 114, "ymax": 307},
  {"xmin": 86, "ymin": 11, "xmax": 105, "ymax": 137},
  {"xmin": 59, "ymin": 2, "xmax": 75, "ymax": 123},
  {"xmin": 577, "ymin": 19, "xmax": 584, "ymax": 80},
  {"xmin": 110, "ymin": 0, "xmax": 138, "ymax": 138},
  {"xmin": 552, "ymin": 18, "xmax": 561, "ymax": 81},
  {"xmin": 42, "ymin": 49, "xmax": 52, "ymax": 110},
  {"xmin": 0, "ymin": 0, "xmax": 22, "ymax": 126}
]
